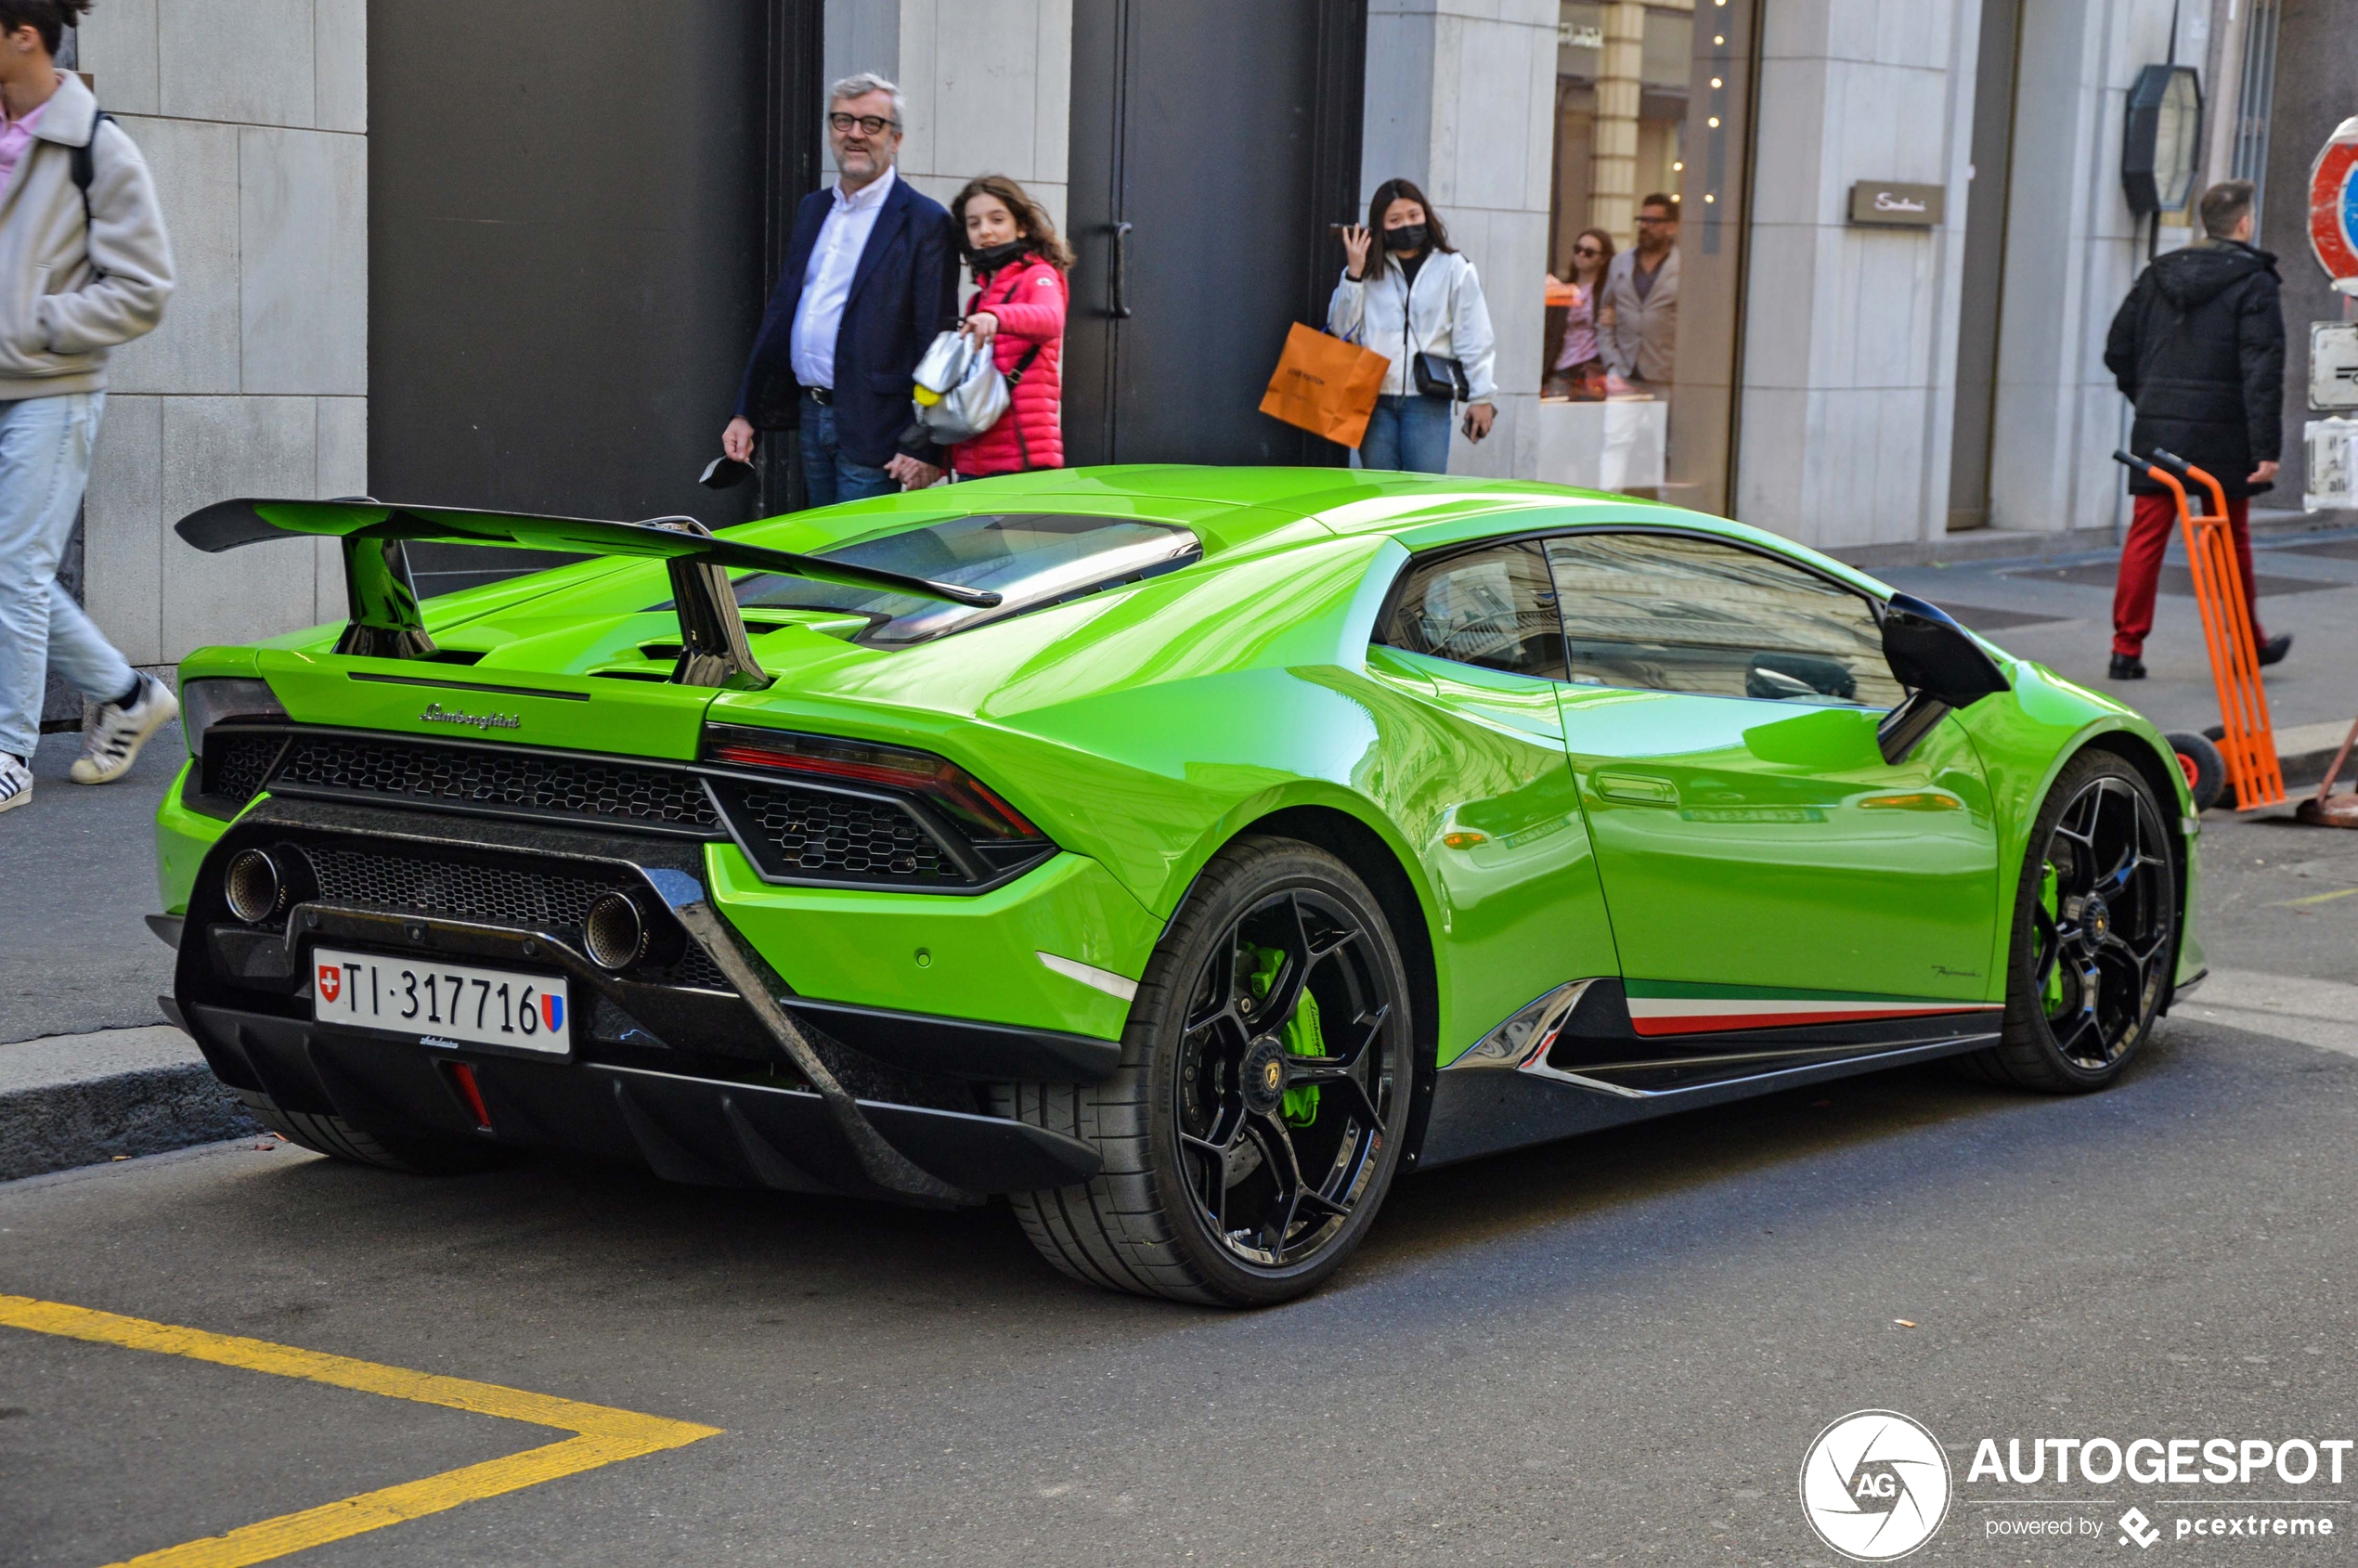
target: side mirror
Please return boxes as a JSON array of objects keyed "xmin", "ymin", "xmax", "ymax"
[{"xmin": 1876, "ymin": 592, "xmax": 2010, "ymax": 764}]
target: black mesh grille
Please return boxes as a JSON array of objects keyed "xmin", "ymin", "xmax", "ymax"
[
  {"xmin": 204, "ymin": 732, "xmax": 284, "ymax": 806},
  {"xmin": 301, "ymin": 845, "xmax": 732, "ymax": 991},
  {"xmin": 730, "ymin": 782, "xmax": 962, "ymax": 886},
  {"xmin": 271, "ymin": 734, "xmax": 719, "ymax": 832}
]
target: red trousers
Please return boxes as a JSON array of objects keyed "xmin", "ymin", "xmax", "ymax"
[{"xmin": 2112, "ymin": 491, "xmax": 2263, "ymax": 657}]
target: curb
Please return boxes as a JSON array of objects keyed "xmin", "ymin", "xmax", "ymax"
[{"xmin": 0, "ymin": 1027, "xmax": 258, "ymax": 1182}]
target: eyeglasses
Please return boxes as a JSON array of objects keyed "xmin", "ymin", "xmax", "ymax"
[
  {"xmin": 1573, "ymin": 245, "xmax": 1604, "ymax": 257},
  {"xmin": 1635, "ymin": 213, "xmax": 1676, "ymax": 225},
  {"xmin": 827, "ymin": 112, "xmax": 900, "ymax": 136}
]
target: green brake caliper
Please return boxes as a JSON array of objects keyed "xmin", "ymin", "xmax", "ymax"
[
  {"xmin": 1249, "ymin": 946, "xmax": 1324, "ymax": 1126},
  {"xmin": 2040, "ymin": 860, "xmax": 2064, "ymax": 1013}
]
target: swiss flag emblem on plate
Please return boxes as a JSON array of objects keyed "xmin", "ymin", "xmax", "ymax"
[{"xmin": 317, "ymin": 964, "xmax": 342, "ymax": 1003}]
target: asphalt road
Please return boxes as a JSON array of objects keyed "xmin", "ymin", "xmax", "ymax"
[{"xmin": 4, "ymin": 811, "xmax": 2355, "ymax": 1567}]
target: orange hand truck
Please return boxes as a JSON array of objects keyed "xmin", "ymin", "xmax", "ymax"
[{"xmin": 2110, "ymin": 447, "xmax": 2286, "ymax": 811}]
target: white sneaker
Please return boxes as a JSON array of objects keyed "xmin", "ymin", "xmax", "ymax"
[
  {"xmin": 71, "ymin": 675, "xmax": 180, "ymax": 785},
  {"xmin": 0, "ymin": 753, "xmax": 30, "ymax": 813}
]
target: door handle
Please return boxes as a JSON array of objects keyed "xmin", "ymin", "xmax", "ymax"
[
  {"xmin": 1591, "ymin": 770, "xmax": 1678, "ymax": 807},
  {"xmin": 1106, "ymin": 222, "xmax": 1134, "ymax": 319}
]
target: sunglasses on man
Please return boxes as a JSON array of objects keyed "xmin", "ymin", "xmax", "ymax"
[{"xmin": 827, "ymin": 112, "xmax": 900, "ymax": 136}]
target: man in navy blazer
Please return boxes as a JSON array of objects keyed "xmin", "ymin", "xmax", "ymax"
[{"xmin": 723, "ymin": 74, "xmax": 959, "ymax": 505}]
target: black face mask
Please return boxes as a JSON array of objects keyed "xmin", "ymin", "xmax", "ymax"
[
  {"xmin": 1383, "ymin": 224, "xmax": 1428, "ymax": 254},
  {"xmin": 970, "ymin": 239, "xmax": 1030, "ymax": 274}
]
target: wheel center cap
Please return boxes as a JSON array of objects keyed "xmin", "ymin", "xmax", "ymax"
[
  {"xmin": 1240, "ymin": 1037, "xmax": 1289, "ymax": 1116},
  {"xmin": 2082, "ymin": 894, "xmax": 2111, "ymax": 944}
]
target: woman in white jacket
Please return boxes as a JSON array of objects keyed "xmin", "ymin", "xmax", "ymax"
[{"xmin": 1327, "ymin": 178, "xmax": 1496, "ymax": 473}]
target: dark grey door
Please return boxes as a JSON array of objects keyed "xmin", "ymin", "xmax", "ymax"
[
  {"xmin": 370, "ymin": 0, "xmax": 817, "ymax": 577},
  {"xmin": 1066, "ymin": 1, "xmax": 1364, "ymax": 467}
]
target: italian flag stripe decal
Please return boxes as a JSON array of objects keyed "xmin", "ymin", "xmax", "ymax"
[{"xmin": 1622, "ymin": 982, "xmax": 2003, "ymax": 1038}]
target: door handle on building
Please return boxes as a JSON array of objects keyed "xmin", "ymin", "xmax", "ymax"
[
  {"xmin": 1591, "ymin": 770, "xmax": 1678, "ymax": 806},
  {"xmin": 1106, "ymin": 222, "xmax": 1134, "ymax": 319}
]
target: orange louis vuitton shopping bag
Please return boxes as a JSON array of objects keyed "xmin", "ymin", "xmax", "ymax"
[{"xmin": 1259, "ymin": 323, "xmax": 1389, "ymax": 448}]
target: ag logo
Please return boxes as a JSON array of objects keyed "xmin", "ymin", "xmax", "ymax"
[{"xmin": 1799, "ymin": 1409, "xmax": 1951, "ymax": 1561}]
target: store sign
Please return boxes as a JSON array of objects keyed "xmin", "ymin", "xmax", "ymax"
[
  {"xmin": 2308, "ymin": 115, "xmax": 2358, "ymax": 283},
  {"xmin": 1848, "ymin": 182, "xmax": 1944, "ymax": 227}
]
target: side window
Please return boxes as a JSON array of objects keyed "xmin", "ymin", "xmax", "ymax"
[
  {"xmin": 1379, "ymin": 541, "xmax": 1569, "ymax": 680},
  {"xmin": 1542, "ymin": 532, "xmax": 1904, "ymax": 707}
]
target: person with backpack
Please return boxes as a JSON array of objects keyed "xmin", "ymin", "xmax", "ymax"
[
  {"xmin": 0, "ymin": 0, "xmax": 175, "ymax": 814},
  {"xmin": 944, "ymin": 175, "xmax": 1069, "ymax": 478}
]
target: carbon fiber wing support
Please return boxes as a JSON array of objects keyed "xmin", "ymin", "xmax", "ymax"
[{"xmin": 174, "ymin": 498, "xmax": 1002, "ymax": 689}]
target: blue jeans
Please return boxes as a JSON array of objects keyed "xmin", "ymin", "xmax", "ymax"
[
  {"xmin": 1358, "ymin": 394, "xmax": 1454, "ymax": 473},
  {"xmin": 0, "ymin": 392, "xmax": 133, "ymax": 761},
  {"xmin": 798, "ymin": 394, "xmax": 897, "ymax": 508}
]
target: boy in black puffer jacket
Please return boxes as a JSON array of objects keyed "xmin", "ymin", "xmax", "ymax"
[{"xmin": 2102, "ymin": 178, "xmax": 2289, "ymax": 680}]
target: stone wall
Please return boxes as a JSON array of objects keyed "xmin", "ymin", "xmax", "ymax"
[
  {"xmin": 1982, "ymin": 0, "xmax": 2177, "ymax": 544},
  {"xmin": 1734, "ymin": 1, "xmax": 1980, "ymax": 551},
  {"xmin": 1361, "ymin": 0, "xmax": 1558, "ymax": 481},
  {"xmin": 823, "ymin": 0, "xmax": 1072, "ymax": 243},
  {"xmin": 74, "ymin": 0, "xmax": 367, "ymax": 667}
]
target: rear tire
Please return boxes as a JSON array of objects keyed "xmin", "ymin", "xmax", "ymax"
[
  {"xmin": 1963, "ymin": 751, "xmax": 2178, "ymax": 1093},
  {"xmin": 996, "ymin": 836, "xmax": 1416, "ymax": 1306},
  {"xmin": 234, "ymin": 1088, "xmax": 512, "ymax": 1174}
]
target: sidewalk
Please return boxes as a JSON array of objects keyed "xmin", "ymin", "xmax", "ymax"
[
  {"xmin": 3, "ymin": 722, "xmax": 184, "ymax": 1043},
  {"xmin": 1880, "ymin": 523, "xmax": 2358, "ymax": 781},
  {"xmin": 0, "ymin": 722, "xmax": 253, "ymax": 1178}
]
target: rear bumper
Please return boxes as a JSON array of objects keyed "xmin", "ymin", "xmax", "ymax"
[
  {"xmin": 169, "ymin": 995, "xmax": 1100, "ymax": 1200},
  {"xmin": 167, "ymin": 797, "xmax": 1129, "ymax": 1203}
]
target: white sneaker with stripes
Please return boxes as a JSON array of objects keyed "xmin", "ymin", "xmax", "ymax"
[
  {"xmin": 70, "ymin": 675, "xmax": 180, "ymax": 785},
  {"xmin": 0, "ymin": 753, "xmax": 30, "ymax": 813}
]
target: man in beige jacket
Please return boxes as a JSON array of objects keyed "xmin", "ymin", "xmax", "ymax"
[{"xmin": 0, "ymin": 0, "xmax": 175, "ymax": 813}]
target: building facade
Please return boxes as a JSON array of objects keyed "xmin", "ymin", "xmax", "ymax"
[{"xmin": 62, "ymin": 0, "xmax": 2358, "ymax": 670}]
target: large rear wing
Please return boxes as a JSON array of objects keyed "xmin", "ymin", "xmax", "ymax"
[{"xmin": 175, "ymin": 499, "xmax": 999, "ymax": 689}]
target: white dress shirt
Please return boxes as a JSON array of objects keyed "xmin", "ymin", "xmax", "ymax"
[{"xmin": 790, "ymin": 165, "xmax": 898, "ymax": 391}]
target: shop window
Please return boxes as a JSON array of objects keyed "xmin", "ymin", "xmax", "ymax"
[{"xmin": 1540, "ymin": 1, "xmax": 1758, "ymax": 517}]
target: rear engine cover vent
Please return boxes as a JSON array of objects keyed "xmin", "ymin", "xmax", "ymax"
[{"xmin": 272, "ymin": 734, "xmax": 721, "ymax": 832}]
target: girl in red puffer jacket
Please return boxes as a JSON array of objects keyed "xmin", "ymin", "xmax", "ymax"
[{"xmin": 946, "ymin": 175, "xmax": 1072, "ymax": 477}]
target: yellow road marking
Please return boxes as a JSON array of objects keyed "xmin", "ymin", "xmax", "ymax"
[
  {"xmin": 2274, "ymin": 886, "xmax": 2358, "ymax": 908},
  {"xmin": 0, "ymin": 1293, "xmax": 721, "ymax": 1568}
]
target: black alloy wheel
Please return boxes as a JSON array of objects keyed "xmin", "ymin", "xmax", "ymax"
[
  {"xmin": 1172, "ymin": 887, "xmax": 1397, "ymax": 1273},
  {"xmin": 1966, "ymin": 751, "xmax": 2178, "ymax": 1091},
  {"xmin": 996, "ymin": 837, "xmax": 1416, "ymax": 1305}
]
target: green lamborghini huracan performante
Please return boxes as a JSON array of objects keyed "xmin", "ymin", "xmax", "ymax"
[{"xmin": 155, "ymin": 468, "xmax": 2201, "ymax": 1304}]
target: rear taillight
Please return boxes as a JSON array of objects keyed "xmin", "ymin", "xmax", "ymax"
[{"xmin": 701, "ymin": 724, "xmax": 1045, "ymax": 843}]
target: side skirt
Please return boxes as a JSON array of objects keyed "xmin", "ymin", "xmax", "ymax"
[
  {"xmin": 1419, "ymin": 977, "xmax": 2003, "ymax": 1169},
  {"xmin": 1419, "ymin": 1030, "xmax": 2002, "ymax": 1169}
]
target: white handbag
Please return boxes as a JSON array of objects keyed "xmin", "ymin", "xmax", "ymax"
[{"xmin": 909, "ymin": 330, "xmax": 1009, "ymax": 444}]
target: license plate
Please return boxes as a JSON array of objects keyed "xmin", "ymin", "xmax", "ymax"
[{"xmin": 311, "ymin": 947, "xmax": 570, "ymax": 1056}]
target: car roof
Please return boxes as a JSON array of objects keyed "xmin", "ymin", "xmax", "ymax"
[
  {"xmin": 722, "ymin": 465, "xmax": 1889, "ymax": 600},
  {"xmin": 863, "ymin": 464, "xmax": 1666, "ymax": 545}
]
